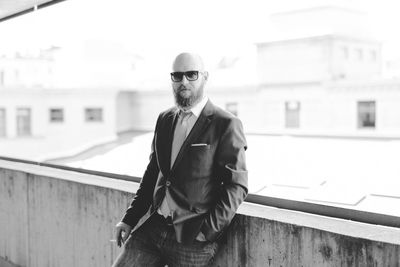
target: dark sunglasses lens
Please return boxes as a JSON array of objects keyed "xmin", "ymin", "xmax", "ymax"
[
  {"xmin": 185, "ymin": 71, "xmax": 198, "ymax": 81},
  {"xmin": 171, "ymin": 72, "xmax": 184, "ymax": 82}
]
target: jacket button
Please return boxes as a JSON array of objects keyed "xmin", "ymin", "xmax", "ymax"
[{"xmin": 166, "ymin": 181, "xmax": 171, "ymax": 187}]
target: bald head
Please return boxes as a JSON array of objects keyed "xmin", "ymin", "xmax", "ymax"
[
  {"xmin": 172, "ymin": 53, "xmax": 205, "ymax": 72},
  {"xmin": 171, "ymin": 52, "xmax": 208, "ymax": 110}
]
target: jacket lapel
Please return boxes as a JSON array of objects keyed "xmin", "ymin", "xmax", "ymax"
[
  {"xmin": 159, "ymin": 109, "xmax": 179, "ymax": 177},
  {"xmin": 170, "ymin": 100, "xmax": 215, "ymax": 172}
]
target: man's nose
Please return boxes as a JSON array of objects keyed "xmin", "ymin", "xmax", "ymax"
[{"xmin": 181, "ymin": 75, "xmax": 189, "ymax": 84}]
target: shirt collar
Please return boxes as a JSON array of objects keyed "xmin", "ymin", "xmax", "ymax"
[{"xmin": 180, "ymin": 96, "xmax": 208, "ymax": 118}]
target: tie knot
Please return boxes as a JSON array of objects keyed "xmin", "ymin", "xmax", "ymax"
[{"xmin": 180, "ymin": 111, "xmax": 192, "ymax": 123}]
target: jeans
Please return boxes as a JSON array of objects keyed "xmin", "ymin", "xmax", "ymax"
[{"xmin": 112, "ymin": 213, "xmax": 219, "ymax": 267}]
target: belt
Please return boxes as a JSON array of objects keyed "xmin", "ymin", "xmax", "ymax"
[{"xmin": 153, "ymin": 212, "xmax": 174, "ymax": 226}]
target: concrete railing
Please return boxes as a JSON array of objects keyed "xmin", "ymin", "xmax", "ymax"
[{"xmin": 1, "ymin": 159, "xmax": 400, "ymax": 267}]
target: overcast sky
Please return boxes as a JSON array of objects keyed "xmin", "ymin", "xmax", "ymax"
[{"xmin": 1, "ymin": 0, "xmax": 400, "ymax": 60}]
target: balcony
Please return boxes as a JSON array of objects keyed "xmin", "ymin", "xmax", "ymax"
[{"xmin": 1, "ymin": 158, "xmax": 399, "ymax": 267}]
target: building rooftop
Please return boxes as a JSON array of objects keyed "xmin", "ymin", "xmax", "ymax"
[{"xmin": 53, "ymin": 132, "xmax": 400, "ymax": 217}]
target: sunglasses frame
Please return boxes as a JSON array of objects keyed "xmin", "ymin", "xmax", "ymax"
[{"xmin": 170, "ymin": 71, "xmax": 205, "ymax": 82}]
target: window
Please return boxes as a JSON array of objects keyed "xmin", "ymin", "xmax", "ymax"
[
  {"xmin": 357, "ymin": 101, "xmax": 375, "ymax": 128},
  {"xmin": 355, "ymin": 48, "xmax": 363, "ymax": 61},
  {"xmin": 16, "ymin": 108, "xmax": 31, "ymax": 136},
  {"xmin": 0, "ymin": 108, "xmax": 6, "ymax": 137},
  {"xmin": 0, "ymin": 70, "xmax": 4, "ymax": 86},
  {"xmin": 226, "ymin": 102, "xmax": 238, "ymax": 116},
  {"xmin": 49, "ymin": 108, "xmax": 64, "ymax": 123},
  {"xmin": 285, "ymin": 101, "xmax": 300, "ymax": 128},
  {"xmin": 340, "ymin": 46, "xmax": 349, "ymax": 59},
  {"xmin": 370, "ymin": 50, "xmax": 377, "ymax": 62},
  {"xmin": 85, "ymin": 108, "xmax": 103, "ymax": 122}
]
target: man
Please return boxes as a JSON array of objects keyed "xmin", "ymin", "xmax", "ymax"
[{"xmin": 112, "ymin": 53, "xmax": 248, "ymax": 267}]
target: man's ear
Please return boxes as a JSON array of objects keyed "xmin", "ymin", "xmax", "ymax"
[{"xmin": 204, "ymin": 71, "xmax": 209, "ymax": 81}]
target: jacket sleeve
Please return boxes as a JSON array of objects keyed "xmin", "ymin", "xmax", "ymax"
[
  {"xmin": 121, "ymin": 116, "xmax": 160, "ymax": 228},
  {"xmin": 201, "ymin": 117, "xmax": 248, "ymax": 241}
]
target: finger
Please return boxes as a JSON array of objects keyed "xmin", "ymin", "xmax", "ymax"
[
  {"xmin": 122, "ymin": 229, "xmax": 129, "ymax": 243},
  {"xmin": 115, "ymin": 228, "xmax": 122, "ymax": 247},
  {"xmin": 115, "ymin": 227, "xmax": 121, "ymax": 241},
  {"xmin": 118, "ymin": 233, "xmax": 122, "ymax": 247}
]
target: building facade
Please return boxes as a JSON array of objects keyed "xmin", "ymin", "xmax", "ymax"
[{"xmin": 0, "ymin": 88, "xmax": 137, "ymax": 159}]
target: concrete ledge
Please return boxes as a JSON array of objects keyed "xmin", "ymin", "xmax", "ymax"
[
  {"xmin": 0, "ymin": 257, "xmax": 21, "ymax": 267},
  {"xmin": 238, "ymin": 202, "xmax": 400, "ymax": 245},
  {"xmin": 1, "ymin": 159, "xmax": 400, "ymax": 266},
  {"xmin": 0, "ymin": 159, "xmax": 139, "ymax": 194},
  {"xmin": 1, "ymin": 159, "xmax": 398, "ymax": 245}
]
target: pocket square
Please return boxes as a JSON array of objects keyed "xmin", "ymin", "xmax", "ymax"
[{"xmin": 190, "ymin": 143, "xmax": 209, "ymax": 147}]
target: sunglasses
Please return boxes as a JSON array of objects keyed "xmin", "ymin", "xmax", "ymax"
[{"xmin": 170, "ymin": 71, "xmax": 205, "ymax": 82}]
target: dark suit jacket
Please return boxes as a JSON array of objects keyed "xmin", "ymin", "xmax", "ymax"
[{"xmin": 121, "ymin": 100, "xmax": 248, "ymax": 244}]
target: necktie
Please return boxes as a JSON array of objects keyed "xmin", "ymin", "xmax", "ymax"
[
  {"xmin": 158, "ymin": 111, "xmax": 192, "ymax": 218},
  {"xmin": 170, "ymin": 111, "xmax": 192, "ymax": 168}
]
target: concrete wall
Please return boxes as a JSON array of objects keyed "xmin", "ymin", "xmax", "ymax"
[
  {"xmin": 256, "ymin": 35, "xmax": 381, "ymax": 84},
  {"xmin": 257, "ymin": 38, "xmax": 331, "ymax": 83},
  {"xmin": 123, "ymin": 82, "xmax": 400, "ymax": 137},
  {"xmin": 0, "ymin": 165, "xmax": 133, "ymax": 267},
  {"xmin": 0, "ymin": 160, "xmax": 399, "ymax": 267},
  {"xmin": 116, "ymin": 91, "xmax": 137, "ymax": 133},
  {"xmin": 128, "ymin": 89, "xmax": 173, "ymax": 131},
  {"xmin": 217, "ymin": 215, "xmax": 400, "ymax": 266}
]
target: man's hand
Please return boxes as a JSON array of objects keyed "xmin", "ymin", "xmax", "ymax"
[{"xmin": 114, "ymin": 222, "xmax": 132, "ymax": 247}]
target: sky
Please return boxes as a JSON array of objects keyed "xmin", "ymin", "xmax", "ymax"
[
  {"xmin": 1, "ymin": 0, "xmax": 400, "ymax": 88},
  {"xmin": 1, "ymin": 0, "xmax": 400, "ymax": 59},
  {"xmin": 1, "ymin": 0, "xmax": 266, "ymax": 57}
]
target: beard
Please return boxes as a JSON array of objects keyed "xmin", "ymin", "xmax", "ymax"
[{"xmin": 173, "ymin": 83, "xmax": 204, "ymax": 109}]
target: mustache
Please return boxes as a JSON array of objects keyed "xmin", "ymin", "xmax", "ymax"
[{"xmin": 178, "ymin": 85, "xmax": 190, "ymax": 91}]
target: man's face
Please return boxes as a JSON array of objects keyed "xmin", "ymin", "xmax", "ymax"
[{"xmin": 171, "ymin": 54, "xmax": 208, "ymax": 110}]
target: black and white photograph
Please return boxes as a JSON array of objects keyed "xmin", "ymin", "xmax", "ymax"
[{"xmin": 0, "ymin": 0, "xmax": 399, "ymax": 266}]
